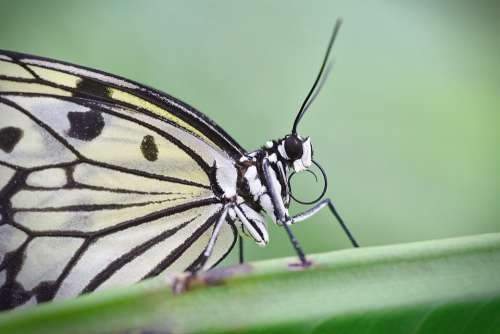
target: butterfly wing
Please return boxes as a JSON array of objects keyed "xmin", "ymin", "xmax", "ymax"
[
  {"xmin": 0, "ymin": 50, "xmax": 245, "ymax": 158},
  {"xmin": 0, "ymin": 51, "xmax": 239, "ymax": 309}
]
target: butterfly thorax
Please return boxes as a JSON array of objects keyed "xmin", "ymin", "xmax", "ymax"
[{"xmin": 236, "ymin": 135, "xmax": 313, "ymax": 226}]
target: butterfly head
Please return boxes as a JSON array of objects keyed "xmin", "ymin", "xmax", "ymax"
[
  {"xmin": 277, "ymin": 134, "xmax": 312, "ymax": 172},
  {"xmin": 285, "ymin": 21, "xmax": 341, "ymax": 172},
  {"xmin": 274, "ymin": 133, "xmax": 328, "ymax": 206}
]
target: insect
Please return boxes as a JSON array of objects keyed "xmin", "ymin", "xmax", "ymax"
[{"xmin": 0, "ymin": 20, "xmax": 358, "ymax": 310}]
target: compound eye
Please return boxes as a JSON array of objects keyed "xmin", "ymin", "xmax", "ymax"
[{"xmin": 284, "ymin": 136, "xmax": 303, "ymax": 160}]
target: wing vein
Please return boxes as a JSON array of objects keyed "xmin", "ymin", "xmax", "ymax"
[{"xmin": 81, "ymin": 216, "xmax": 197, "ymax": 293}]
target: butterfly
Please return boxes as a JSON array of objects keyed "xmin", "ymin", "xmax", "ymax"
[{"xmin": 0, "ymin": 20, "xmax": 358, "ymax": 310}]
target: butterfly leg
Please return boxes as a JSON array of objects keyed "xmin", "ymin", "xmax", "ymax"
[
  {"xmin": 282, "ymin": 218, "xmax": 309, "ymax": 265},
  {"xmin": 262, "ymin": 159, "xmax": 309, "ymax": 265},
  {"xmin": 197, "ymin": 203, "xmax": 261, "ymax": 271},
  {"xmin": 291, "ymin": 198, "xmax": 359, "ymax": 248},
  {"xmin": 193, "ymin": 207, "xmax": 230, "ymax": 272},
  {"xmin": 238, "ymin": 236, "xmax": 245, "ymax": 264}
]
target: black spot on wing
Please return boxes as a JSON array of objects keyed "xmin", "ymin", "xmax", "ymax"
[
  {"xmin": 74, "ymin": 78, "xmax": 112, "ymax": 99},
  {"xmin": 141, "ymin": 135, "xmax": 159, "ymax": 161},
  {"xmin": 0, "ymin": 127, "xmax": 23, "ymax": 153},
  {"xmin": 0, "ymin": 280, "xmax": 31, "ymax": 310},
  {"xmin": 66, "ymin": 110, "xmax": 104, "ymax": 141},
  {"xmin": 33, "ymin": 281, "xmax": 57, "ymax": 304}
]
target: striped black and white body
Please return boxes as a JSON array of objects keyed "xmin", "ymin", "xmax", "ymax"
[
  {"xmin": 207, "ymin": 135, "xmax": 314, "ymax": 251},
  {"xmin": 0, "ymin": 20, "xmax": 358, "ymax": 310}
]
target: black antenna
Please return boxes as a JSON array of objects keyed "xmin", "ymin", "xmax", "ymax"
[
  {"xmin": 292, "ymin": 19, "xmax": 342, "ymax": 135},
  {"xmin": 302, "ymin": 62, "xmax": 333, "ymax": 113}
]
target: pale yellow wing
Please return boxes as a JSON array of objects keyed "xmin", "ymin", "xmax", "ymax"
[
  {"xmin": 0, "ymin": 51, "xmax": 238, "ymax": 309},
  {"xmin": 0, "ymin": 50, "xmax": 245, "ymax": 158}
]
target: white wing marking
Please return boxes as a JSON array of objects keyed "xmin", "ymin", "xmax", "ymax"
[
  {"xmin": 13, "ymin": 195, "xmax": 213, "ymax": 233},
  {"xmin": 72, "ymin": 163, "xmax": 204, "ymax": 193},
  {"xmin": 12, "ymin": 188, "xmax": 185, "ymax": 209},
  {"xmin": 0, "ymin": 225, "xmax": 28, "ymax": 265},
  {"xmin": 25, "ymin": 168, "xmax": 67, "ymax": 188},
  {"xmin": 16, "ymin": 237, "xmax": 83, "ymax": 291},
  {"xmin": 0, "ymin": 165, "xmax": 15, "ymax": 189}
]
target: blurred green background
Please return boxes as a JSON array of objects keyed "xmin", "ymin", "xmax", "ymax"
[{"xmin": 1, "ymin": 0, "xmax": 498, "ymax": 264}]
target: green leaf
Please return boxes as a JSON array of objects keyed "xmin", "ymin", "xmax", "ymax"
[{"xmin": 1, "ymin": 233, "xmax": 499, "ymax": 334}]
